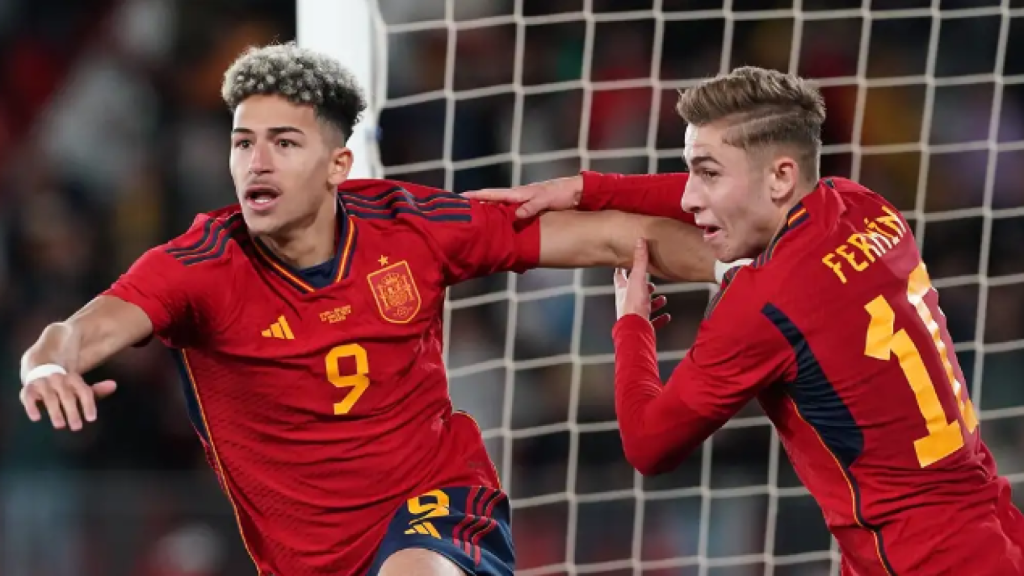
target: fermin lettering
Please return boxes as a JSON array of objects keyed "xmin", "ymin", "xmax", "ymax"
[{"xmin": 821, "ymin": 206, "xmax": 907, "ymax": 284}]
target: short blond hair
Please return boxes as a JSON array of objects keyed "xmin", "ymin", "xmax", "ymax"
[
  {"xmin": 676, "ymin": 66, "xmax": 826, "ymax": 180},
  {"xmin": 221, "ymin": 42, "xmax": 366, "ymax": 141}
]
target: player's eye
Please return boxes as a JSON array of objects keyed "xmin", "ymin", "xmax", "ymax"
[
  {"xmin": 700, "ymin": 169, "xmax": 719, "ymax": 181},
  {"xmin": 234, "ymin": 140, "xmax": 252, "ymax": 150},
  {"xmin": 277, "ymin": 139, "xmax": 297, "ymax": 148}
]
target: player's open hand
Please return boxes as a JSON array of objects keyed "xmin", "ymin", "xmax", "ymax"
[
  {"xmin": 614, "ymin": 238, "xmax": 670, "ymax": 329},
  {"xmin": 462, "ymin": 176, "xmax": 582, "ymax": 219},
  {"xmin": 20, "ymin": 371, "xmax": 117, "ymax": 431}
]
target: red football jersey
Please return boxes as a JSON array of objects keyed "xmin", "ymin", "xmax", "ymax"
[
  {"xmin": 103, "ymin": 179, "xmax": 540, "ymax": 575},
  {"xmin": 608, "ymin": 177, "xmax": 1024, "ymax": 575}
]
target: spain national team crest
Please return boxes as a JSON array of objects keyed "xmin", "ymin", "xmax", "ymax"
[{"xmin": 367, "ymin": 260, "xmax": 422, "ymax": 324}]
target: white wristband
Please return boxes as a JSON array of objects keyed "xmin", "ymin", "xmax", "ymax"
[
  {"xmin": 23, "ymin": 363, "xmax": 67, "ymax": 386},
  {"xmin": 714, "ymin": 259, "xmax": 753, "ymax": 283}
]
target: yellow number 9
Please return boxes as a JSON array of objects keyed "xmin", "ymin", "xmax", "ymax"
[
  {"xmin": 325, "ymin": 344, "xmax": 370, "ymax": 415},
  {"xmin": 407, "ymin": 490, "xmax": 450, "ymax": 520}
]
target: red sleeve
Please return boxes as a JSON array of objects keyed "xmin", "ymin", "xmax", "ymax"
[
  {"xmin": 380, "ymin": 181, "xmax": 540, "ymax": 283},
  {"xmin": 102, "ymin": 246, "xmax": 207, "ymax": 348},
  {"xmin": 436, "ymin": 200, "xmax": 540, "ymax": 283},
  {"xmin": 579, "ymin": 171, "xmax": 694, "ymax": 223},
  {"xmin": 610, "ymin": 285, "xmax": 795, "ymax": 475}
]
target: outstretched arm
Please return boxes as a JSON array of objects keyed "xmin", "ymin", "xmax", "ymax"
[
  {"xmin": 22, "ymin": 296, "xmax": 153, "ymax": 379},
  {"xmin": 465, "ymin": 172, "xmax": 690, "ymax": 221},
  {"xmin": 20, "ymin": 296, "xmax": 151, "ymax": 430},
  {"xmin": 538, "ymin": 210, "xmax": 715, "ymax": 282},
  {"xmin": 393, "ymin": 179, "xmax": 716, "ymax": 283},
  {"xmin": 20, "ymin": 245, "xmax": 206, "ymax": 431}
]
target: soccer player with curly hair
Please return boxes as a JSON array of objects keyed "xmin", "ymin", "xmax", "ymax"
[{"xmin": 17, "ymin": 43, "xmax": 727, "ymax": 576}]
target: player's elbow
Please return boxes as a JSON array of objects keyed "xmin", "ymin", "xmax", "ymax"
[
  {"xmin": 624, "ymin": 447, "xmax": 676, "ymax": 477},
  {"xmin": 620, "ymin": 436, "xmax": 683, "ymax": 477}
]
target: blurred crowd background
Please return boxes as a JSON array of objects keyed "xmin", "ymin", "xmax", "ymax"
[{"xmin": 1, "ymin": 0, "xmax": 1023, "ymax": 575}]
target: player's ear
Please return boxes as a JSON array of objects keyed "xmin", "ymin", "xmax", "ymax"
[
  {"xmin": 768, "ymin": 154, "xmax": 799, "ymax": 202},
  {"xmin": 327, "ymin": 147, "xmax": 353, "ymax": 187}
]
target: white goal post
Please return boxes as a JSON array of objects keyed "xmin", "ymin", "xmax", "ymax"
[
  {"xmin": 299, "ymin": 1, "xmax": 1024, "ymax": 575},
  {"xmin": 296, "ymin": 0, "xmax": 379, "ymax": 179}
]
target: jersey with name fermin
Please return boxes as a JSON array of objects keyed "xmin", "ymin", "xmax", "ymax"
[
  {"xmin": 103, "ymin": 179, "xmax": 540, "ymax": 575},
  {"xmin": 680, "ymin": 178, "xmax": 1024, "ymax": 575}
]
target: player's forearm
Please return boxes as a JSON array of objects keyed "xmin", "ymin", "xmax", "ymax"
[
  {"xmin": 611, "ymin": 315, "xmax": 717, "ymax": 475},
  {"xmin": 21, "ymin": 322, "xmax": 83, "ymax": 381},
  {"xmin": 536, "ymin": 210, "xmax": 622, "ymax": 269},
  {"xmin": 579, "ymin": 171, "xmax": 690, "ymax": 221},
  {"xmin": 613, "ymin": 216, "xmax": 716, "ymax": 282},
  {"xmin": 536, "ymin": 211, "xmax": 715, "ymax": 282},
  {"xmin": 21, "ymin": 296, "xmax": 153, "ymax": 378}
]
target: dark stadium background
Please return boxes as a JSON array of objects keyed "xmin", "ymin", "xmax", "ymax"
[{"xmin": 1, "ymin": 0, "xmax": 1023, "ymax": 575}]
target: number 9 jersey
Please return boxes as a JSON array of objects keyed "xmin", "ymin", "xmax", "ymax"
[{"xmin": 102, "ymin": 179, "xmax": 540, "ymax": 575}]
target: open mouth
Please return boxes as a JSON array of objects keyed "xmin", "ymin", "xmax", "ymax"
[
  {"xmin": 701, "ymin": 224, "xmax": 722, "ymax": 239},
  {"xmin": 244, "ymin": 185, "xmax": 281, "ymax": 211}
]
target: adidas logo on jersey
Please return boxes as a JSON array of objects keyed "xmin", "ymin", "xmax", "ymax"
[{"xmin": 261, "ymin": 316, "xmax": 295, "ymax": 340}]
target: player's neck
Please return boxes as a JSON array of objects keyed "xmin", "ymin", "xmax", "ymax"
[{"xmin": 259, "ymin": 203, "xmax": 338, "ymax": 270}]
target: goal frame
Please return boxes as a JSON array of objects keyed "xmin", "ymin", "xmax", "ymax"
[{"xmin": 296, "ymin": 0, "xmax": 381, "ymax": 180}]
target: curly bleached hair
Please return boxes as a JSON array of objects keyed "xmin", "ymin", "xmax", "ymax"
[
  {"xmin": 221, "ymin": 42, "xmax": 367, "ymax": 142},
  {"xmin": 677, "ymin": 67, "xmax": 826, "ymax": 182}
]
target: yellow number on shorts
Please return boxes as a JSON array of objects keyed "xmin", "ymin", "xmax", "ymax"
[
  {"xmin": 404, "ymin": 490, "xmax": 450, "ymax": 538},
  {"xmin": 407, "ymin": 490, "xmax": 450, "ymax": 519},
  {"xmin": 864, "ymin": 263, "xmax": 978, "ymax": 468},
  {"xmin": 325, "ymin": 344, "xmax": 370, "ymax": 415}
]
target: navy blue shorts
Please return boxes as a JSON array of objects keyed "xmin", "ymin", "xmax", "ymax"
[{"xmin": 369, "ymin": 486, "xmax": 514, "ymax": 576}]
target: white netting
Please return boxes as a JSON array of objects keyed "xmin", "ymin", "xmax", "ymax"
[{"xmin": 305, "ymin": 1, "xmax": 1024, "ymax": 574}]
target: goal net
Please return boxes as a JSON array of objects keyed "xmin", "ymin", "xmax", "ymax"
[{"xmin": 299, "ymin": 1, "xmax": 1024, "ymax": 574}]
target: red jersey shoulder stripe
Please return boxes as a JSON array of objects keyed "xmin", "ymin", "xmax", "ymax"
[
  {"xmin": 341, "ymin": 185, "xmax": 472, "ymax": 222},
  {"xmin": 164, "ymin": 213, "xmax": 244, "ymax": 267}
]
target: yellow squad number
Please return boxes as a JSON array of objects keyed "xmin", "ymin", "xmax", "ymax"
[
  {"xmin": 863, "ymin": 263, "xmax": 978, "ymax": 468},
  {"xmin": 325, "ymin": 344, "xmax": 370, "ymax": 415}
]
